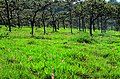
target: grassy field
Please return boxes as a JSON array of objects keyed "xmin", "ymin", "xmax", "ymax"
[{"xmin": 0, "ymin": 26, "xmax": 120, "ymax": 79}]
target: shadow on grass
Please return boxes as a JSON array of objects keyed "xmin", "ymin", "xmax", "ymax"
[
  {"xmin": 0, "ymin": 32, "xmax": 9, "ymax": 39},
  {"xmin": 75, "ymin": 71, "xmax": 91, "ymax": 79},
  {"xmin": 33, "ymin": 36, "xmax": 52, "ymax": 40},
  {"xmin": 0, "ymin": 34, "xmax": 53, "ymax": 40},
  {"xmin": 112, "ymin": 35, "xmax": 120, "ymax": 37},
  {"xmin": 0, "ymin": 35, "xmax": 9, "ymax": 39}
]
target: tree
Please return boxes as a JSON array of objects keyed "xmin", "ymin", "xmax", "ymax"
[
  {"xmin": 22, "ymin": 0, "xmax": 51, "ymax": 36},
  {"xmin": 83, "ymin": 0, "xmax": 109, "ymax": 36}
]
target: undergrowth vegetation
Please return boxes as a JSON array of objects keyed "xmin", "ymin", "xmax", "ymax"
[{"xmin": 0, "ymin": 26, "xmax": 120, "ymax": 79}]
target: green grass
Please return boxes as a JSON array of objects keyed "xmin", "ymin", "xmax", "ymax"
[{"xmin": 0, "ymin": 26, "xmax": 120, "ymax": 79}]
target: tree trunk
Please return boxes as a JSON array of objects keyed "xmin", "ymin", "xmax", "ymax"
[
  {"xmin": 69, "ymin": 10, "xmax": 72, "ymax": 34},
  {"xmin": 50, "ymin": 9, "xmax": 57, "ymax": 32},
  {"xmin": 82, "ymin": 17, "xmax": 85, "ymax": 31},
  {"xmin": 93, "ymin": 21, "xmax": 95, "ymax": 32},
  {"xmin": 57, "ymin": 20, "xmax": 59, "ymax": 30},
  {"xmin": 90, "ymin": 15, "xmax": 93, "ymax": 36},
  {"xmin": 100, "ymin": 16, "xmax": 103, "ymax": 33},
  {"xmin": 104, "ymin": 18, "xmax": 107, "ymax": 32},
  {"xmin": 17, "ymin": 12, "xmax": 20, "ymax": 28},
  {"xmin": 30, "ymin": 11, "xmax": 38, "ymax": 36},
  {"xmin": 62, "ymin": 19, "xmax": 65, "ymax": 29},
  {"xmin": 54, "ymin": 21, "xmax": 57, "ymax": 32},
  {"xmin": 78, "ymin": 16, "xmax": 81, "ymax": 31},
  {"xmin": 42, "ymin": 11, "xmax": 46, "ymax": 34},
  {"xmin": 5, "ymin": 0, "xmax": 11, "ymax": 32},
  {"xmin": 97, "ymin": 18, "xmax": 100, "ymax": 30},
  {"xmin": 53, "ymin": 24, "xmax": 55, "ymax": 32},
  {"xmin": 30, "ymin": 20, "xmax": 34, "ymax": 36}
]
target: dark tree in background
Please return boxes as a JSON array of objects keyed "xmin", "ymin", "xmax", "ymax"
[{"xmin": 0, "ymin": 0, "xmax": 119, "ymax": 36}]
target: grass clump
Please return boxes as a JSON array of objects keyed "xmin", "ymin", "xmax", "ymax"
[{"xmin": 70, "ymin": 34, "xmax": 96, "ymax": 44}]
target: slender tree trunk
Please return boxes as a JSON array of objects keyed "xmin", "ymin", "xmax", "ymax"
[
  {"xmin": 97, "ymin": 18, "xmax": 100, "ymax": 30},
  {"xmin": 69, "ymin": 10, "xmax": 72, "ymax": 34},
  {"xmin": 53, "ymin": 20, "xmax": 56, "ymax": 32},
  {"xmin": 78, "ymin": 16, "xmax": 81, "ymax": 31},
  {"xmin": 5, "ymin": 0, "xmax": 11, "ymax": 32},
  {"xmin": 82, "ymin": 17, "xmax": 85, "ymax": 31},
  {"xmin": 54, "ymin": 21, "xmax": 57, "ymax": 32},
  {"xmin": 50, "ymin": 9, "xmax": 57, "ymax": 32},
  {"xmin": 52, "ymin": 21, "xmax": 54, "ymax": 32},
  {"xmin": 90, "ymin": 15, "xmax": 93, "ymax": 36},
  {"xmin": 93, "ymin": 21, "xmax": 95, "ymax": 32},
  {"xmin": 30, "ymin": 20, "xmax": 34, "ymax": 36},
  {"xmin": 104, "ymin": 16, "xmax": 107, "ymax": 27},
  {"xmin": 63, "ymin": 19, "xmax": 65, "ymax": 29},
  {"xmin": 42, "ymin": 11, "xmax": 46, "ymax": 34},
  {"xmin": 31, "ymin": 12, "xmax": 37, "ymax": 36},
  {"xmin": 101, "ymin": 16, "xmax": 103, "ymax": 33},
  {"xmin": 57, "ymin": 20, "xmax": 59, "ymax": 30},
  {"xmin": 17, "ymin": 12, "xmax": 20, "ymax": 28},
  {"xmin": 104, "ymin": 18, "xmax": 107, "ymax": 32}
]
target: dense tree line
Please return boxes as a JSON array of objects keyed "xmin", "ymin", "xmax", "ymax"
[{"xmin": 0, "ymin": 0, "xmax": 120, "ymax": 36}]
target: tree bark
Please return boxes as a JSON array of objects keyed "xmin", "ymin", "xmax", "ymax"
[
  {"xmin": 17, "ymin": 12, "xmax": 20, "ymax": 28},
  {"xmin": 62, "ymin": 19, "xmax": 65, "ymax": 29},
  {"xmin": 78, "ymin": 15, "xmax": 81, "ymax": 31},
  {"xmin": 5, "ymin": 0, "xmax": 11, "ymax": 32},
  {"xmin": 93, "ymin": 21, "xmax": 95, "ymax": 32},
  {"xmin": 50, "ymin": 9, "xmax": 57, "ymax": 32},
  {"xmin": 42, "ymin": 11, "xmax": 46, "ymax": 34},
  {"xmin": 30, "ymin": 20, "xmax": 34, "ymax": 36},
  {"xmin": 97, "ymin": 18, "xmax": 100, "ymax": 30},
  {"xmin": 82, "ymin": 17, "xmax": 85, "ymax": 31},
  {"xmin": 100, "ymin": 16, "xmax": 103, "ymax": 33},
  {"xmin": 69, "ymin": 10, "xmax": 72, "ymax": 34},
  {"xmin": 90, "ymin": 15, "xmax": 93, "ymax": 36},
  {"xmin": 57, "ymin": 19, "xmax": 59, "ymax": 30},
  {"xmin": 30, "ymin": 12, "xmax": 37, "ymax": 36}
]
